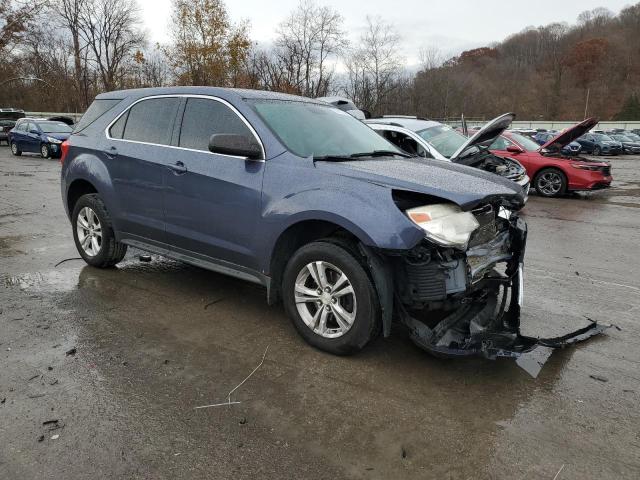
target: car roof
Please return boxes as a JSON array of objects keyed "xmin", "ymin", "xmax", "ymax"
[
  {"xmin": 96, "ymin": 86, "xmax": 326, "ymax": 105},
  {"xmin": 365, "ymin": 117, "xmax": 442, "ymax": 132}
]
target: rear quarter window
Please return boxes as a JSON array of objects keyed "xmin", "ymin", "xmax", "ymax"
[{"xmin": 74, "ymin": 99, "xmax": 123, "ymax": 133}]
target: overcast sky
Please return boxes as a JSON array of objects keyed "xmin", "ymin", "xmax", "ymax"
[{"xmin": 138, "ymin": 0, "xmax": 632, "ymax": 64}]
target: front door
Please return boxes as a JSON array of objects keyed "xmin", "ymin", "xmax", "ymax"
[{"xmin": 163, "ymin": 97, "xmax": 265, "ymax": 271}]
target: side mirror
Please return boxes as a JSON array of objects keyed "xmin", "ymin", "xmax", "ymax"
[
  {"xmin": 30, "ymin": 129, "xmax": 39, "ymax": 135},
  {"xmin": 506, "ymin": 145, "xmax": 523, "ymax": 154},
  {"xmin": 208, "ymin": 134, "xmax": 262, "ymax": 160}
]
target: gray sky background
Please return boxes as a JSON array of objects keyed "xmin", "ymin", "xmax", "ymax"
[{"xmin": 138, "ymin": 0, "xmax": 633, "ymax": 65}]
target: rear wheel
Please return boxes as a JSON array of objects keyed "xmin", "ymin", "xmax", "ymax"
[
  {"xmin": 535, "ymin": 168, "xmax": 567, "ymax": 197},
  {"xmin": 282, "ymin": 241, "xmax": 380, "ymax": 355},
  {"xmin": 40, "ymin": 143, "xmax": 50, "ymax": 158},
  {"xmin": 10, "ymin": 141, "xmax": 21, "ymax": 156},
  {"xmin": 72, "ymin": 194, "xmax": 127, "ymax": 268}
]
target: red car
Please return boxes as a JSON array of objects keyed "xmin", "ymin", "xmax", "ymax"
[{"xmin": 487, "ymin": 118, "xmax": 612, "ymax": 197}]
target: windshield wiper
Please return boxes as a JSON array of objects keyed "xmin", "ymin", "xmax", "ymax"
[
  {"xmin": 313, "ymin": 150, "xmax": 412, "ymax": 162},
  {"xmin": 349, "ymin": 150, "xmax": 412, "ymax": 158},
  {"xmin": 313, "ymin": 155, "xmax": 353, "ymax": 162}
]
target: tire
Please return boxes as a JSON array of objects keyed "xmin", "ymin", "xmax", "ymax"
[
  {"xmin": 534, "ymin": 168, "xmax": 567, "ymax": 198},
  {"xmin": 10, "ymin": 141, "xmax": 21, "ymax": 156},
  {"xmin": 282, "ymin": 241, "xmax": 381, "ymax": 355},
  {"xmin": 72, "ymin": 193, "xmax": 127, "ymax": 268},
  {"xmin": 593, "ymin": 146, "xmax": 601, "ymax": 156},
  {"xmin": 40, "ymin": 143, "xmax": 50, "ymax": 158}
]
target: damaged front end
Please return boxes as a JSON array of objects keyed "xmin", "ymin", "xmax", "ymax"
[{"xmin": 377, "ymin": 202, "xmax": 608, "ymax": 377}]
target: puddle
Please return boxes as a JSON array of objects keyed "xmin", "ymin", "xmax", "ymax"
[{"xmin": 2, "ymin": 269, "xmax": 80, "ymax": 293}]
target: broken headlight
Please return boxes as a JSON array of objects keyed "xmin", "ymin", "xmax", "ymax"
[{"xmin": 406, "ymin": 204, "xmax": 479, "ymax": 250}]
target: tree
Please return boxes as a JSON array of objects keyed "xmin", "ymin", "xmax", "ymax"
[
  {"xmin": 614, "ymin": 93, "xmax": 640, "ymax": 120},
  {"xmin": 78, "ymin": 0, "xmax": 145, "ymax": 91},
  {"xmin": 344, "ymin": 16, "xmax": 402, "ymax": 115},
  {"xmin": 0, "ymin": 0, "xmax": 45, "ymax": 54},
  {"xmin": 275, "ymin": 0, "xmax": 346, "ymax": 97},
  {"xmin": 165, "ymin": 0, "xmax": 251, "ymax": 86}
]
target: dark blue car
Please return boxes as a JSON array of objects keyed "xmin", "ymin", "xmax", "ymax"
[
  {"xmin": 533, "ymin": 131, "xmax": 582, "ymax": 156},
  {"xmin": 9, "ymin": 118, "xmax": 72, "ymax": 158},
  {"xmin": 59, "ymin": 87, "xmax": 605, "ymax": 374}
]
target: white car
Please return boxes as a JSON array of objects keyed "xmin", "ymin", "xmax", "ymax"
[{"xmin": 365, "ymin": 114, "xmax": 530, "ymax": 196}]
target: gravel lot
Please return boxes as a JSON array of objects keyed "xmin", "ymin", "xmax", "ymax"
[{"xmin": 1, "ymin": 147, "xmax": 639, "ymax": 479}]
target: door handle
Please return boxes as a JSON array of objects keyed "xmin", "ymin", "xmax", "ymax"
[
  {"xmin": 103, "ymin": 146, "xmax": 118, "ymax": 159},
  {"xmin": 168, "ymin": 161, "xmax": 187, "ymax": 174}
]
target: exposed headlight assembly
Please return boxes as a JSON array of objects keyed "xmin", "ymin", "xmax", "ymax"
[
  {"xmin": 46, "ymin": 136, "xmax": 62, "ymax": 144},
  {"xmin": 406, "ymin": 203, "xmax": 479, "ymax": 250}
]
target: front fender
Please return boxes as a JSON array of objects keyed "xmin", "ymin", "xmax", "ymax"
[{"xmin": 259, "ymin": 184, "xmax": 425, "ymax": 272}]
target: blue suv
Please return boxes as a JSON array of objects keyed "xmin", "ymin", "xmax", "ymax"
[
  {"xmin": 60, "ymin": 87, "xmax": 605, "ymax": 374},
  {"xmin": 9, "ymin": 118, "xmax": 72, "ymax": 158}
]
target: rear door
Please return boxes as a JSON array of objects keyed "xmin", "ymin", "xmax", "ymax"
[
  {"xmin": 163, "ymin": 96, "xmax": 265, "ymax": 270},
  {"xmin": 104, "ymin": 96, "xmax": 181, "ymax": 245}
]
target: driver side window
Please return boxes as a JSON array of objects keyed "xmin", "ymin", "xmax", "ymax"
[{"xmin": 380, "ymin": 129, "xmax": 432, "ymax": 158}]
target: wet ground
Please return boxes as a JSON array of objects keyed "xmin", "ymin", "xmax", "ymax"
[{"xmin": 1, "ymin": 147, "xmax": 639, "ymax": 479}]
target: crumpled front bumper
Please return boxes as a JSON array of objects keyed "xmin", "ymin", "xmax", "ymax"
[{"xmin": 400, "ymin": 217, "xmax": 610, "ymax": 377}]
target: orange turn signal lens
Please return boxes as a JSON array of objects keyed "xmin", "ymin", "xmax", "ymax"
[{"xmin": 408, "ymin": 212, "xmax": 431, "ymax": 223}]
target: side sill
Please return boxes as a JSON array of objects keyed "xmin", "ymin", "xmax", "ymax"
[{"xmin": 121, "ymin": 237, "xmax": 271, "ymax": 290}]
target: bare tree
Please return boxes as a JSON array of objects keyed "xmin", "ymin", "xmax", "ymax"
[
  {"xmin": 344, "ymin": 16, "xmax": 402, "ymax": 115},
  {"xmin": 275, "ymin": 0, "xmax": 346, "ymax": 97},
  {"xmin": 78, "ymin": 0, "xmax": 145, "ymax": 91}
]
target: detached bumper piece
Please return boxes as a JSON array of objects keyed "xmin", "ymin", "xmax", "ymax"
[{"xmin": 399, "ymin": 218, "xmax": 610, "ymax": 378}]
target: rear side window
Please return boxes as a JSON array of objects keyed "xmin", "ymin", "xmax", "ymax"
[
  {"xmin": 179, "ymin": 98, "xmax": 254, "ymax": 152},
  {"xmin": 122, "ymin": 97, "xmax": 180, "ymax": 145},
  {"xmin": 74, "ymin": 99, "xmax": 122, "ymax": 133}
]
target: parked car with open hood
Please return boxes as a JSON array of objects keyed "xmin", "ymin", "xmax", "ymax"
[
  {"xmin": 364, "ymin": 114, "xmax": 530, "ymax": 197},
  {"xmin": 486, "ymin": 118, "xmax": 612, "ymax": 197},
  {"xmin": 59, "ymin": 87, "xmax": 606, "ymax": 376},
  {"xmin": 9, "ymin": 118, "xmax": 72, "ymax": 158},
  {"xmin": 608, "ymin": 134, "xmax": 640, "ymax": 154},
  {"xmin": 533, "ymin": 131, "xmax": 582, "ymax": 156},
  {"xmin": 576, "ymin": 132, "xmax": 622, "ymax": 156}
]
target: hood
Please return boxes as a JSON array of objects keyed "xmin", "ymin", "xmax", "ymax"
[
  {"xmin": 315, "ymin": 157, "xmax": 525, "ymax": 211},
  {"xmin": 43, "ymin": 132, "xmax": 71, "ymax": 141},
  {"xmin": 450, "ymin": 113, "xmax": 515, "ymax": 161},
  {"xmin": 540, "ymin": 117, "xmax": 598, "ymax": 152}
]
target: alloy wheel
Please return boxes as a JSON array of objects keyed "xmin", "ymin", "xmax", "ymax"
[
  {"xmin": 11, "ymin": 142, "xmax": 17, "ymax": 155},
  {"xmin": 41, "ymin": 145, "xmax": 49, "ymax": 158},
  {"xmin": 294, "ymin": 261, "xmax": 357, "ymax": 339},
  {"xmin": 537, "ymin": 172, "xmax": 563, "ymax": 196},
  {"xmin": 76, "ymin": 206, "xmax": 103, "ymax": 257}
]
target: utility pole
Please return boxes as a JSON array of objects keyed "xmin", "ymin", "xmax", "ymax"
[{"xmin": 584, "ymin": 88, "xmax": 590, "ymax": 120}]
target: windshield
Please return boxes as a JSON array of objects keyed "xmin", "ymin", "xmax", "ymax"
[
  {"xmin": 625, "ymin": 133, "xmax": 640, "ymax": 141},
  {"xmin": 416, "ymin": 125, "xmax": 472, "ymax": 158},
  {"xmin": 250, "ymin": 100, "xmax": 399, "ymax": 158},
  {"xmin": 593, "ymin": 134, "xmax": 613, "ymax": 141},
  {"xmin": 38, "ymin": 121, "xmax": 72, "ymax": 133},
  {"xmin": 612, "ymin": 135, "xmax": 631, "ymax": 141},
  {"xmin": 509, "ymin": 132, "xmax": 541, "ymax": 151}
]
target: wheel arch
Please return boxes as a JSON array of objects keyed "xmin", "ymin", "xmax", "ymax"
[
  {"xmin": 67, "ymin": 179, "xmax": 99, "ymax": 216},
  {"xmin": 266, "ymin": 218, "xmax": 366, "ymax": 305}
]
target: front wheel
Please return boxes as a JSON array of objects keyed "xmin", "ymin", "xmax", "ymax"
[
  {"xmin": 40, "ymin": 143, "xmax": 50, "ymax": 158},
  {"xmin": 10, "ymin": 141, "xmax": 21, "ymax": 156},
  {"xmin": 72, "ymin": 194, "xmax": 127, "ymax": 268},
  {"xmin": 535, "ymin": 168, "xmax": 567, "ymax": 197},
  {"xmin": 593, "ymin": 146, "xmax": 601, "ymax": 156},
  {"xmin": 282, "ymin": 241, "xmax": 380, "ymax": 355}
]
